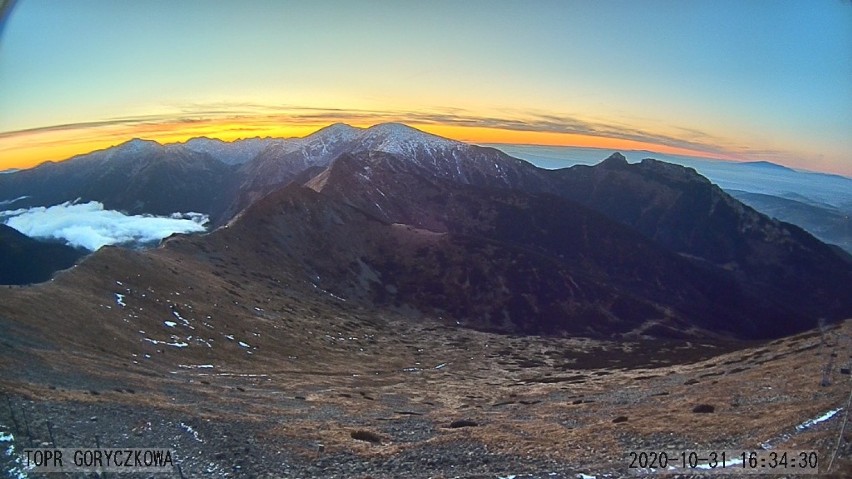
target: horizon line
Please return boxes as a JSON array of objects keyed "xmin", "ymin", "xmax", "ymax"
[{"xmin": 0, "ymin": 116, "xmax": 848, "ymax": 177}]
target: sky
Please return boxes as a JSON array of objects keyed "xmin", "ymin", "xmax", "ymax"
[{"xmin": 0, "ymin": 0, "xmax": 850, "ymax": 175}]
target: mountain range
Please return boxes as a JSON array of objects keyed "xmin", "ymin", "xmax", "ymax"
[
  {"xmin": 494, "ymin": 144, "xmax": 852, "ymax": 254},
  {"xmin": 1, "ymin": 123, "xmax": 850, "ymax": 339}
]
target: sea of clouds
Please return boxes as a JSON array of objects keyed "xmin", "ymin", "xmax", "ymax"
[{"xmin": 0, "ymin": 201, "xmax": 208, "ymax": 250}]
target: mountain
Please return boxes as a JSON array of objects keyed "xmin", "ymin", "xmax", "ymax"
[
  {"xmin": 226, "ymin": 123, "xmax": 551, "ymax": 224},
  {"xmin": 0, "ymin": 139, "xmax": 241, "ymax": 222},
  {"xmin": 0, "ymin": 224, "xmax": 86, "ymax": 284},
  {"xmin": 181, "ymin": 136, "xmax": 277, "ymax": 165},
  {"xmin": 1, "ymin": 123, "xmax": 851, "ymax": 477},
  {"xmin": 2, "ymin": 123, "xmax": 850, "ymax": 338},
  {"xmin": 551, "ymin": 154, "xmax": 852, "ymax": 323},
  {"xmin": 249, "ymin": 157, "xmax": 778, "ymax": 338},
  {"xmin": 492, "ymin": 145, "xmax": 852, "ymax": 255},
  {"xmin": 224, "ymin": 123, "xmax": 363, "ymax": 221},
  {"xmin": 305, "ymin": 140, "xmax": 852, "ymax": 330}
]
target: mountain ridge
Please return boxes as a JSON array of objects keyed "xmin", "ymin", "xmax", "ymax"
[{"xmin": 1, "ymin": 123, "xmax": 850, "ymax": 339}]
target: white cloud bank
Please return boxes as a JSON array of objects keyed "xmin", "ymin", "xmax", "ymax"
[{"xmin": 0, "ymin": 201, "xmax": 208, "ymax": 250}]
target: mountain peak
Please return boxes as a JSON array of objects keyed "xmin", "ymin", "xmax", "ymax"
[
  {"xmin": 312, "ymin": 122, "xmax": 362, "ymax": 136},
  {"xmin": 639, "ymin": 158, "xmax": 710, "ymax": 184},
  {"xmin": 184, "ymin": 136, "xmax": 224, "ymax": 145},
  {"xmin": 364, "ymin": 122, "xmax": 421, "ymax": 135},
  {"xmin": 355, "ymin": 123, "xmax": 461, "ymax": 155},
  {"xmin": 599, "ymin": 152, "xmax": 628, "ymax": 168},
  {"xmin": 117, "ymin": 138, "xmax": 161, "ymax": 151}
]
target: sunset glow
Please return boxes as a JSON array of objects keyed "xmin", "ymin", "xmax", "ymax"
[{"xmin": 1, "ymin": 1, "xmax": 849, "ymax": 175}]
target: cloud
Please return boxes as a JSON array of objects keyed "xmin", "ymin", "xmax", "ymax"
[{"xmin": 1, "ymin": 201, "xmax": 208, "ymax": 250}]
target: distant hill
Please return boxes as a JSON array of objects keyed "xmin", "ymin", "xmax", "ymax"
[
  {"xmin": 737, "ymin": 160, "xmax": 796, "ymax": 172},
  {"xmin": 729, "ymin": 190, "xmax": 851, "ymax": 254}
]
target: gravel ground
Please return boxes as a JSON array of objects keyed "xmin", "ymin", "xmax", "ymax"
[{"xmin": 1, "ymin": 396, "xmax": 624, "ymax": 479}]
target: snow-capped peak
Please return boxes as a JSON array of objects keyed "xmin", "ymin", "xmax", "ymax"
[
  {"xmin": 355, "ymin": 123, "xmax": 461, "ymax": 155},
  {"xmin": 117, "ymin": 138, "xmax": 161, "ymax": 152},
  {"xmin": 103, "ymin": 138, "xmax": 162, "ymax": 160},
  {"xmin": 182, "ymin": 137, "xmax": 275, "ymax": 165},
  {"xmin": 306, "ymin": 123, "xmax": 363, "ymax": 145}
]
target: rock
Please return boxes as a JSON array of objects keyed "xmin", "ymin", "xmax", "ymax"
[
  {"xmin": 350, "ymin": 430, "xmax": 382, "ymax": 444},
  {"xmin": 446, "ymin": 419, "xmax": 478, "ymax": 428}
]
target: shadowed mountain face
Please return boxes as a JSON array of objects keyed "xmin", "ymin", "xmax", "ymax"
[
  {"xmin": 224, "ymin": 178, "xmax": 769, "ymax": 338},
  {"xmin": 0, "ymin": 224, "xmax": 86, "ymax": 285},
  {"xmin": 217, "ymin": 149, "xmax": 844, "ymax": 339},
  {"xmin": 1, "ymin": 124, "xmax": 850, "ymax": 339},
  {"xmin": 550, "ymin": 154, "xmax": 852, "ymax": 323}
]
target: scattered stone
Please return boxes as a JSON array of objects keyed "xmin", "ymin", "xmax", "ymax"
[
  {"xmin": 692, "ymin": 404, "xmax": 715, "ymax": 413},
  {"xmin": 447, "ymin": 419, "xmax": 478, "ymax": 429},
  {"xmin": 350, "ymin": 430, "xmax": 382, "ymax": 444}
]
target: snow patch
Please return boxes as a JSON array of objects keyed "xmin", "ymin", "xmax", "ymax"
[
  {"xmin": 115, "ymin": 293, "xmax": 126, "ymax": 307},
  {"xmin": 142, "ymin": 337, "xmax": 189, "ymax": 348},
  {"xmin": 179, "ymin": 422, "xmax": 203, "ymax": 442},
  {"xmin": 164, "ymin": 321, "xmax": 177, "ymax": 328},
  {"xmin": 1, "ymin": 426, "xmax": 31, "ymax": 479},
  {"xmin": 796, "ymin": 408, "xmax": 842, "ymax": 432}
]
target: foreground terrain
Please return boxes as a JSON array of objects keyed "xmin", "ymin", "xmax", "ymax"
[{"xmin": 1, "ymin": 243, "xmax": 850, "ymax": 478}]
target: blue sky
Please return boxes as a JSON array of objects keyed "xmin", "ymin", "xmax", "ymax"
[{"xmin": 1, "ymin": 0, "xmax": 850, "ymax": 174}]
